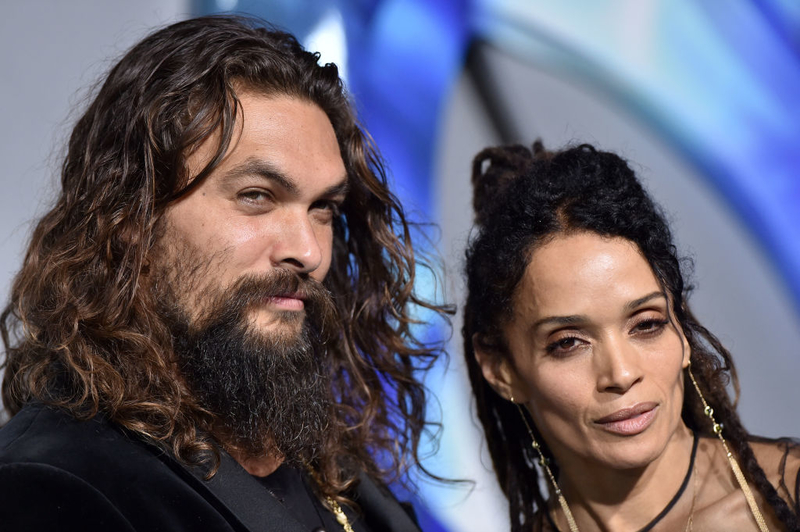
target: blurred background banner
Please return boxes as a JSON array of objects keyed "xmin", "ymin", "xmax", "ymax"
[
  {"xmin": 195, "ymin": 0, "xmax": 473, "ymax": 225},
  {"xmin": 2, "ymin": 1, "xmax": 799, "ymax": 530},
  {"xmin": 197, "ymin": 0, "xmax": 800, "ymax": 312}
]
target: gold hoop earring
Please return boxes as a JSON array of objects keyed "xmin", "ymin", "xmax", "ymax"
[
  {"xmin": 515, "ymin": 402, "xmax": 579, "ymax": 532},
  {"xmin": 687, "ymin": 368, "xmax": 769, "ymax": 532}
]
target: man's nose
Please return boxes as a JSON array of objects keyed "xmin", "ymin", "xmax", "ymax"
[
  {"xmin": 595, "ymin": 336, "xmax": 643, "ymax": 394},
  {"xmin": 269, "ymin": 210, "xmax": 324, "ymax": 274}
]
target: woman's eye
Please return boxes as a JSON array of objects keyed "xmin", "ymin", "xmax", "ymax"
[
  {"xmin": 546, "ymin": 336, "xmax": 582, "ymax": 355},
  {"xmin": 632, "ymin": 318, "xmax": 668, "ymax": 335}
]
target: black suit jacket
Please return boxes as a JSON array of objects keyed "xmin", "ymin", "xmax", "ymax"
[{"xmin": 0, "ymin": 402, "xmax": 422, "ymax": 532}]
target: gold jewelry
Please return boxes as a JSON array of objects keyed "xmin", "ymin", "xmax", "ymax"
[
  {"xmin": 684, "ymin": 454, "xmax": 697, "ymax": 532},
  {"xmin": 515, "ymin": 401, "xmax": 579, "ymax": 532},
  {"xmin": 326, "ymin": 496, "xmax": 355, "ymax": 532},
  {"xmin": 304, "ymin": 465, "xmax": 354, "ymax": 532},
  {"xmin": 687, "ymin": 368, "xmax": 770, "ymax": 532}
]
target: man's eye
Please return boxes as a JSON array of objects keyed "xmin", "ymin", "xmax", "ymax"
[
  {"xmin": 325, "ymin": 201, "xmax": 342, "ymax": 216},
  {"xmin": 238, "ymin": 189, "xmax": 271, "ymax": 203},
  {"xmin": 314, "ymin": 200, "xmax": 342, "ymax": 217}
]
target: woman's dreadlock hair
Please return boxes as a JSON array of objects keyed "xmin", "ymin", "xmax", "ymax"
[{"xmin": 462, "ymin": 141, "xmax": 799, "ymax": 530}]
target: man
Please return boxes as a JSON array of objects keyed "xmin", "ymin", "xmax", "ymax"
[{"xmin": 0, "ymin": 15, "xmax": 449, "ymax": 532}]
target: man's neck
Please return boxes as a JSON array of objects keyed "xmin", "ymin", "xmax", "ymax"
[
  {"xmin": 212, "ymin": 423, "xmax": 284, "ymax": 477},
  {"xmin": 229, "ymin": 449, "xmax": 284, "ymax": 477}
]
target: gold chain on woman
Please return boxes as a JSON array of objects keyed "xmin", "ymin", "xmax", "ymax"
[
  {"xmin": 688, "ymin": 369, "xmax": 770, "ymax": 532},
  {"xmin": 517, "ymin": 372, "xmax": 773, "ymax": 532}
]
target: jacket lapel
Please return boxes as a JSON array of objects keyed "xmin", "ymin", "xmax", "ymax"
[
  {"xmin": 201, "ymin": 459, "xmax": 423, "ymax": 532},
  {"xmin": 355, "ymin": 473, "xmax": 422, "ymax": 532},
  {"xmin": 148, "ymin": 436, "xmax": 420, "ymax": 532},
  {"xmin": 199, "ymin": 451, "xmax": 308, "ymax": 532},
  {"xmin": 147, "ymin": 442, "xmax": 306, "ymax": 532}
]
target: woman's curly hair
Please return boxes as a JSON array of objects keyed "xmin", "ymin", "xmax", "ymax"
[
  {"xmin": 463, "ymin": 141, "xmax": 799, "ymax": 530},
  {"xmin": 1, "ymin": 15, "xmax": 451, "ymax": 502}
]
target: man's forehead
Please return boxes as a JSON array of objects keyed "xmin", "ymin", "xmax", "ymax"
[{"xmin": 172, "ymin": 94, "xmax": 348, "ymax": 209}]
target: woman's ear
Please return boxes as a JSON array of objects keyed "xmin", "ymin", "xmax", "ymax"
[
  {"xmin": 681, "ymin": 335, "xmax": 691, "ymax": 369},
  {"xmin": 675, "ymin": 317, "xmax": 691, "ymax": 369},
  {"xmin": 473, "ymin": 333, "xmax": 527, "ymax": 402},
  {"xmin": 669, "ymin": 302, "xmax": 691, "ymax": 370}
]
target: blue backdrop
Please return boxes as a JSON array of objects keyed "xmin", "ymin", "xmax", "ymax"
[{"xmin": 195, "ymin": 2, "xmax": 800, "ymax": 530}]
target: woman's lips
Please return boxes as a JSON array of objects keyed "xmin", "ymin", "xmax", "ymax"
[{"xmin": 594, "ymin": 402, "xmax": 659, "ymax": 436}]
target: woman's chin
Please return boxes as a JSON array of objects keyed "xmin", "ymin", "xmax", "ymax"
[{"xmin": 585, "ymin": 430, "xmax": 673, "ymax": 471}]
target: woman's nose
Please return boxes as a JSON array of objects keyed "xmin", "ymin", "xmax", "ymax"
[{"xmin": 595, "ymin": 337, "xmax": 643, "ymax": 394}]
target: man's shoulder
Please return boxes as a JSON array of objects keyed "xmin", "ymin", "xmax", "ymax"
[
  {"xmin": 0, "ymin": 401, "xmax": 156, "ymax": 470},
  {"xmin": 0, "ymin": 402, "xmax": 238, "ymax": 531}
]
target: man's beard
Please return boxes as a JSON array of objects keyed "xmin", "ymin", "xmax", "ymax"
[{"xmin": 154, "ymin": 263, "xmax": 339, "ymax": 464}]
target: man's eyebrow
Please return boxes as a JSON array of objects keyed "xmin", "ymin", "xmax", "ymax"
[
  {"xmin": 625, "ymin": 291, "xmax": 666, "ymax": 311},
  {"xmin": 323, "ymin": 179, "xmax": 349, "ymax": 199},
  {"xmin": 221, "ymin": 158, "xmax": 299, "ymax": 194},
  {"xmin": 220, "ymin": 157, "xmax": 348, "ymax": 197}
]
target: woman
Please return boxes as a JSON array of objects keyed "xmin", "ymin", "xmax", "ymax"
[{"xmin": 462, "ymin": 142, "xmax": 800, "ymax": 531}]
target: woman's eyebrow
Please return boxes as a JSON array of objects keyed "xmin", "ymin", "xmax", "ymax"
[
  {"xmin": 532, "ymin": 314, "xmax": 587, "ymax": 331},
  {"xmin": 625, "ymin": 291, "xmax": 666, "ymax": 311},
  {"xmin": 531, "ymin": 292, "xmax": 666, "ymax": 332}
]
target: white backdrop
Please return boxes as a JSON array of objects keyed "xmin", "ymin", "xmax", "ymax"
[{"xmin": 0, "ymin": 0, "xmax": 189, "ymax": 311}]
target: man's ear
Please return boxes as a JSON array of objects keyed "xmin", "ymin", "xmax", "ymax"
[{"xmin": 472, "ymin": 333, "xmax": 526, "ymax": 402}]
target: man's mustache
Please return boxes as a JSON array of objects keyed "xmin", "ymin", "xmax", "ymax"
[{"xmin": 199, "ymin": 270, "xmax": 337, "ymax": 339}]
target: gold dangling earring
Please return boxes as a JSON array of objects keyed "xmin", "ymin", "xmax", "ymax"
[
  {"xmin": 686, "ymin": 367, "xmax": 769, "ymax": 532},
  {"xmin": 511, "ymin": 396, "xmax": 579, "ymax": 532}
]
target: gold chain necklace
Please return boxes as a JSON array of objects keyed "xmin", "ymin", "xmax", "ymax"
[
  {"xmin": 325, "ymin": 496, "xmax": 355, "ymax": 532},
  {"xmin": 687, "ymin": 369, "xmax": 770, "ymax": 532},
  {"xmin": 305, "ymin": 465, "xmax": 354, "ymax": 532},
  {"xmin": 545, "ymin": 433, "xmax": 698, "ymax": 532},
  {"xmin": 684, "ymin": 456, "xmax": 698, "ymax": 532}
]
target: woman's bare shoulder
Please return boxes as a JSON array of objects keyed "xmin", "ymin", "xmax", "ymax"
[
  {"xmin": 749, "ymin": 437, "xmax": 800, "ymax": 506},
  {"xmin": 690, "ymin": 437, "xmax": 798, "ymax": 529}
]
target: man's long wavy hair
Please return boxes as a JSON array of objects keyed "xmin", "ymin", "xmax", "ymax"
[
  {"xmin": 463, "ymin": 142, "xmax": 799, "ymax": 530},
  {"xmin": 1, "ymin": 15, "xmax": 450, "ymax": 500}
]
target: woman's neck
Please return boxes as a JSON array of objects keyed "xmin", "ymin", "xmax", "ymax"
[{"xmin": 554, "ymin": 424, "xmax": 695, "ymax": 531}]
